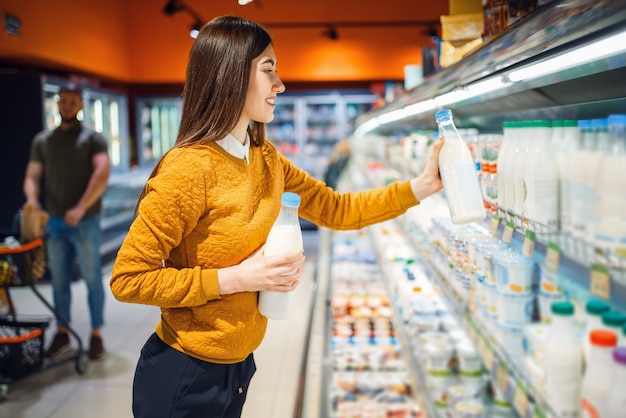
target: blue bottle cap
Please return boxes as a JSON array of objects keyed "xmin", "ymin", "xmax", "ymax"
[
  {"xmin": 281, "ymin": 192, "xmax": 301, "ymax": 207},
  {"xmin": 435, "ymin": 109, "xmax": 452, "ymax": 123}
]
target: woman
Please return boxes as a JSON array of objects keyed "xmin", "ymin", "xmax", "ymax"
[{"xmin": 111, "ymin": 15, "xmax": 444, "ymax": 418}]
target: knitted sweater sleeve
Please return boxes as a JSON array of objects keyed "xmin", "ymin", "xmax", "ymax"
[
  {"xmin": 279, "ymin": 153, "xmax": 419, "ymax": 230},
  {"xmin": 110, "ymin": 149, "xmax": 220, "ymax": 308}
]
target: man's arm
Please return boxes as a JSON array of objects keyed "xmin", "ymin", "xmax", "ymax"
[
  {"xmin": 65, "ymin": 152, "xmax": 110, "ymax": 226},
  {"xmin": 23, "ymin": 161, "xmax": 44, "ymax": 210}
]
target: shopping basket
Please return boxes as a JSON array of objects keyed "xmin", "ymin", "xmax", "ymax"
[
  {"xmin": 0, "ymin": 318, "xmax": 50, "ymax": 379},
  {"xmin": 0, "ymin": 236, "xmax": 46, "ymax": 287}
]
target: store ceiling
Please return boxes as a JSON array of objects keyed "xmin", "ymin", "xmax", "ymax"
[{"xmin": 0, "ymin": 0, "xmax": 451, "ymax": 83}]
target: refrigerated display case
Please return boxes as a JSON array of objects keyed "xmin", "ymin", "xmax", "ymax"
[
  {"xmin": 302, "ymin": 1, "xmax": 626, "ymax": 417},
  {"xmin": 83, "ymin": 88, "xmax": 131, "ymax": 174},
  {"xmin": 135, "ymin": 96, "xmax": 182, "ymax": 169},
  {"xmin": 267, "ymin": 92, "xmax": 378, "ymax": 180}
]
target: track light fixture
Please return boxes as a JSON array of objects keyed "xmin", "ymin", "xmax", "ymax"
[
  {"xmin": 162, "ymin": 0, "xmax": 206, "ymax": 38},
  {"xmin": 323, "ymin": 25, "xmax": 338, "ymax": 41},
  {"xmin": 190, "ymin": 20, "xmax": 203, "ymax": 38},
  {"xmin": 163, "ymin": 0, "xmax": 184, "ymax": 16}
]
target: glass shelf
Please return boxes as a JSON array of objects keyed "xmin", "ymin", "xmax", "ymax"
[
  {"xmin": 489, "ymin": 207, "xmax": 626, "ymax": 308},
  {"xmin": 398, "ymin": 217, "xmax": 556, "ymax": 418}
]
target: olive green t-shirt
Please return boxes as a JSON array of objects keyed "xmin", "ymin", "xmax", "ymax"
[{"xmin": 29, "ymin": 123, "xmax": 109, "ymax": 217}]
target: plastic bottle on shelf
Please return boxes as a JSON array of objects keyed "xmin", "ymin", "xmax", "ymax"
[
  {"xmin": 512, "ymin": 121, "xmax": 530, "ymax": 215},
  {"xmin": 496, "ymin": 122, "xmax": 515, "ymax": 211},
  {"xmin": 435, "ymin": 109, "xmax": 487, "ymax": 225},
  {"xmin": 570, "ymin": 120, "xmax": 602, "ymax": 241},
  {"xmin": 523, "ymin": 120, "xmax": 558, "ymax": 229},
  {"xmin": 605, "ymin": 347, "xmax": 626, "ymax": 418},
  {"xmin": 556, "ymin": 120, "xmax": 581, "ymax": 233},
  {"xmin": 544, "ymin": 301, "xmax": 583, "ymax": 418},
  {"xmin": 550, "ymin": 120, "xmax": 565, "ymax": 154},
  {"xmin": 594, "ymin": 114, "xmax": 626, "ymax": 253},
  {"xmin": 258, "ymin": 192, "xmax": 303, "ymax": 320},
  {"xmin": 581, "ymin": 329, "xmax": 618, "ymax": 418},
  {"xmin": 583, "ymin": 300, "xmax": 611, "ymax": 360},
  {"xmin": 601, "ymin": 311, "xmax": 626, "ymax": 346},
  {"xmin": 504, "ymin": 121, "xmax": 522, "ymax": 212}
]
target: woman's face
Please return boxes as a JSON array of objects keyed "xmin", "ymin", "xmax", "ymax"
[{"xmin": 242, "ymin": 44, "xmax": 285, "ymax": 125}]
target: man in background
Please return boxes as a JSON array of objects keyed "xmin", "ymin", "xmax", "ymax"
[{"xmin": 23, "ymin": 83, "xmax": 110, "ymax": 360}]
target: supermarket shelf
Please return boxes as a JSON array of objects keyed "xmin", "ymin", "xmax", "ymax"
[
  {"xmin": 397, "ymin": 217, "xmax": 557, "ymax": 418},
  {"xmin": 301, "ymin": 227, "xmax": 332, "ymax": 418},
  {"xmin": 489, "ymin": 208, "xmax": 626, "ymax": 309},
  {"xmin": 370, "ymin": 231, "xmax": 443, "ymax": 418}
]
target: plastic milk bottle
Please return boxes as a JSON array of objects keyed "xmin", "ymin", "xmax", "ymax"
[
  {"xmin": 544, "ymin": 301, "xmax": 583, "ymax": 418},
  {"xmin": 435, "ymin": 109, "xmax": 486, "ymax": 224},
  {"xmin": 258, "ymin": 192, "xmax": 304, "ymax": 320}
]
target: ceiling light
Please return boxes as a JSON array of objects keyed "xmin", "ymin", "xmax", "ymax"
[
  {"xmin": 190, "ymin": 21, "xmax": 202, "ymax": 38},
  {"xmin": 238, "ymin": 0, "xmax": 254, "ymax": 5}
]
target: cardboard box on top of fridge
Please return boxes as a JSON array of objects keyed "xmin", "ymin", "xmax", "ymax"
[
  {"xmin": 439, "ymin": 37, "xmax": 483, "ymax": 68},
  {"xmin": 440, "ymin": 13, "xmax": 484, "ymax": 41}
]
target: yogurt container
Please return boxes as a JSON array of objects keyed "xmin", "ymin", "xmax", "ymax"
[{"xmin": 494, "ymin": 253, "xmax": 534, "ymax": 295}]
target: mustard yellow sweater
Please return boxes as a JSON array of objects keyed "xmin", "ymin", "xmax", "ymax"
[{"xmin": 110, "ymin": 141, "xmax": 419, "ymax": 364}]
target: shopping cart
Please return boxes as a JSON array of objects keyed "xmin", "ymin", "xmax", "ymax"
[{"xmin": 0, "ymin": 232, "xmax": 88, "ymax": 401}]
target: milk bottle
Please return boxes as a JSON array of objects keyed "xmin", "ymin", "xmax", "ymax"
[
  {"xmin": 583, "ymin": 300, "xmax": 611, "ymax": 361},
  {"xmin": 605, "ymin": 347, "xmax": 626, "ymax": 418},
  {"xmin": 594, "ymin": 115, "xmax": 626, "ymax": 253},
  {"xmin": 545, "ymin": 301, "xmax": 583, "ymax": 418},
  {"xmin": 258, "ymin": 192, "xmax": 304, "ymax": 320},
  {"xmin": 435, "ymin": 109, "xmax": 487, "ymax": 224},
  {"xmin": 512, "ymin": 121, "xmax": 530, "ymax": 215},
  {"xmin": 523, "ymin": 120, "xmax": 558, "ymax": 229},
  {"xmin": 601, "ymin": 311, "xmax": 626, "ymax": 346},
  {"xmin": 503, "ymin": 121, "xmax": 522, "ymax": 212},
  {"xmin": 557, "ymin": 120, "xmax": 581, "ymax": 233},
  {"xmin": 570, "ymin": 120, "xmax": 601, "ymax": 241},
  {"xmin": 581, "ymin": 330, "xmax": 618, "ymax": 418},
  {"xmin": 496, "ymin": 122, "xmax": 514, "ymax": 211}
]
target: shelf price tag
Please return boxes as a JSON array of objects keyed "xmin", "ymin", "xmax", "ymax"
[
  {"xmin": 502, "ymin": 221, "xmax": 515, "ymax": 244},
  {"xmin": 522, "ymin": 229, "xmax": 536, "ymax": 258},
  {"xmin": 545, "ymin": 242, "xmax": 561, "ymax": 272},
  {"xmin": 513, "ymin": 381, "xmax": 529, "ymax": 417},
  {"xmin": 483, "ymin": 341, "xmax": 495, "ymax": 371},
  {"xmin": 590, "ymin": 263, "xmax": 610, "ymax": 300},
  {"xmin": 496, "ymin": 362, "xmax": 509, "ymax": 393},
  {"xmin": 489, "ymin": 214, "xmax": 501, "ymax": 236},
  {"xmin": 533, "ymin": 405, "xmax": 548, "ymax": 418}
]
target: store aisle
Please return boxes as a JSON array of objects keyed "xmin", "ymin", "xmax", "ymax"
[{"xmin": 0, "ymin": 232, "xmax": 319, "ymax": 418}]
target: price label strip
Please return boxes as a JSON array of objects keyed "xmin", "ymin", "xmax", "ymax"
[
  {"xmin": 513, "ymin": 381, "xmax": 529, "ymax": 417},
  {"xmin": 522, "ymin": 229, "xmax": 536, "ymax": 258},
  {"xmin": 490, "ymin": 214, "xmax": 500, "ymax": 236},
  {"xmin": 545, "ymin": 242, "xmax": 561, "ymax": 272},
  {"xmin": 496, "ymin": 362, "xmax": 509, "ymax": 394},
  {"xmin": 502, "ymin": 221, "xmax": 515, "ymax": 244},
  {"xmin": 590, "ymin": 263, "xmax": 610, "ymax": 300}
]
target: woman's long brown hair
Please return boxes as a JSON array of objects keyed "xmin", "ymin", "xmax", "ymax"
[{"xmin": 135, "ymin": 16, "xmax": 273, "ymax": 213}]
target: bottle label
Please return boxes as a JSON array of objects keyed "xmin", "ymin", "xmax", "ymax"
[{"xmin": 440, "ymin": 161, "xmax": 486, "ymax": 224}]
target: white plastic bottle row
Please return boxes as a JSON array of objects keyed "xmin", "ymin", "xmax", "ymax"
[{"xmin": 495, "ymin": 115, "xmax": 626, "ymax": 253}]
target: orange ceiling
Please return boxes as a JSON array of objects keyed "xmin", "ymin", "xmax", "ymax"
[{"xmin": 0, "ymin": 0, "xmax": 450, "ymax": 84}]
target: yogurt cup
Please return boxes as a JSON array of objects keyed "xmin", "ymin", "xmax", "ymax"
[{"xmin": 494, "ymin": 253, "xmax": 534, "ymax": 295}]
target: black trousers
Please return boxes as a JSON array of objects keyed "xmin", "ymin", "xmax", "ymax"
[{"xmin": 132, "ymin": 333, "xmax": 256, "ymax": 418}]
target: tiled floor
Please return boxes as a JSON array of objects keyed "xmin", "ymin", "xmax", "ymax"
[{"xmin": 0, "ymin": 233, "xmax": 319, "ymax": 418}]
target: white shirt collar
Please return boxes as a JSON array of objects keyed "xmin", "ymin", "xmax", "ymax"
[{"xmin": 215, "ymin": 133, "xmax": 250, "ymax": 163}]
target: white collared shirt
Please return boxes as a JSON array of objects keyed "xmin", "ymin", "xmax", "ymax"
[{"xmin": 215, "ymin": 133, "xmax": 250, "ymax": 163}]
